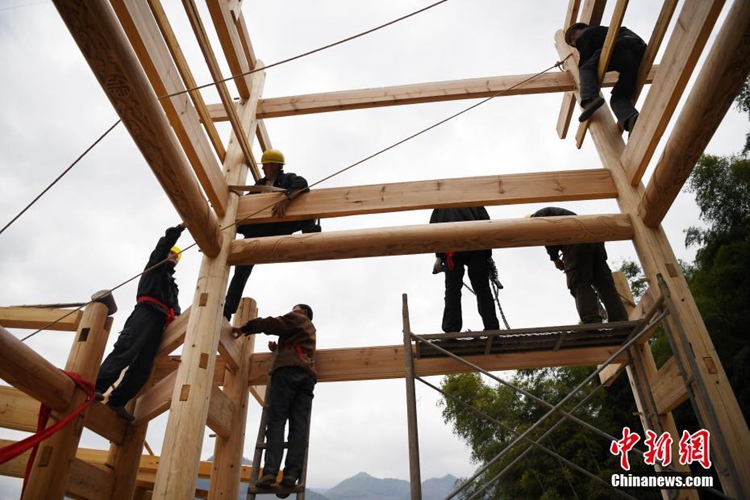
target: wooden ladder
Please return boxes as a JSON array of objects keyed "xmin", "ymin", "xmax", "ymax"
[{"xmin": 246, "ymin": 378, "xmax": 312, "ymax": 500}]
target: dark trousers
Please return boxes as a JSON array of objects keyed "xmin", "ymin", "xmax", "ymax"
[
  {"xmin": 579, "ymin": 38, "xmax": 646, "ymax": 126},
  {"xmin": 442, "ymin": 252, "xmax": 500, "ymax": 333},
  {"xmin": 263, "ymin": 366, "xmax": 316, "ymax": 479},
  {"xmin": 563, "ymin": 243, "xmax": 629, "ymax": 324},
  {"xmin": 95, "ymin": 305, "xmax": 166, "ymax": 406},
  {"xmin": 224, "ymin": 264, "xmax": 255, "ymax": 318}
]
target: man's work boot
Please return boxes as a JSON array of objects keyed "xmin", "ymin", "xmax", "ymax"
[
  {"xmin": 256, "ymin": 473, "xmax": 276, "ymax": 487},
  {"xmin": 107, "ymin": 404, "xmax": 135, "ymax": 422},
  {"xmin": 578, "ymin": 96, "xmax": 605, "ymax": 122}
]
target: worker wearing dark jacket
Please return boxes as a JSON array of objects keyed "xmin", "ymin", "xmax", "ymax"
[
  {"xmin": 234, "ymin": 304, "xmax": 316, "ymax": 489},
  {"xmin": 565, "ymin": 23, "xmax": 646, "ymax": 132},
  {"xmin": 95, "ymin": 223, "xmax": 185, "ymax": 421},
  {"xmin": 532, "ymin": 207, "xmax": 628, "ymax": 323},
  {"xmin": 224, "ymin": 149, "xmax": 320, "ymax": 320},
  {"xmin": 430, "ymin": 207, "xmax": 500, "ymax": 333}
]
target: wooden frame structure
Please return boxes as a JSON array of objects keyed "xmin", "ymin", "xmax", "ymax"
[{"xmin": 1, "ymin": 0, "xmax": 750, "ymax": 498}]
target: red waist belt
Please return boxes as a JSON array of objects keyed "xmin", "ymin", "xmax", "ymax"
[
  {"xmin": 137, "ymin": 296, "xmax": 175, "ymax": 327},
  {"xmin": 281, "ymin": 343, "xmax": 312, "ymax": 359}
]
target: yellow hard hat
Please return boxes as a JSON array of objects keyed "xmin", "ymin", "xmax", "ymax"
[
  {"xmin": 260, "ymin": 149, "xmax": 285, "ymax": 166},
  {"xmin": 170, "ymin": 246, "xmax": 182, "ymax": 263}
]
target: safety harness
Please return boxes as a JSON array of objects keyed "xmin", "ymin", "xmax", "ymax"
[{"xmin": 137, "ymin": 296, "xmax": 176, "ymax": 327}]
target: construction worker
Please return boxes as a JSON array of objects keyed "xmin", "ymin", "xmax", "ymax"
[
  {"xmin": 233, "ymin": 304, "xmax": 316, "ymax": 489},
  {"xmin": 531, "ymin": 207, "xmax": 628, "ymax": 324},
  {"xmin": 224, "ymin": 149, "xmax": 320, "ymax": 320},
  {"xmin": 95, "ymin": 223, "xmax": 185, "ymax": 421},
  {"xmin": 430, "ymin": 207, "xmax": 500, "ymax": 333},
  {"xmin": 565, "ymin": 22, "xmax": 647, "ymax": 133}
]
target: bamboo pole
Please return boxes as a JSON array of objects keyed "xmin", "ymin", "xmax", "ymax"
[
  {"xmin": 51, "ymin": 0, "xmax": 222, "ymax": 256},
  {"xmin": 402, "ymin": 295, "xmax": 422, "ymax": 499}
]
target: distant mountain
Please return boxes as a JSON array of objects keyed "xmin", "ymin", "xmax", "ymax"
[
  {"xmin": 323, "ymin": 472, "xmax": 458, "ymax": 500},
  {"xmin": 422, "ymin": 474, "xmax": 459, "ymax": 499}
]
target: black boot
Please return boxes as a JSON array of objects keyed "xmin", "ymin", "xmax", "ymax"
[{"xmin": 579, "ymin": 96, "xmax": 605, "ymax": 122}]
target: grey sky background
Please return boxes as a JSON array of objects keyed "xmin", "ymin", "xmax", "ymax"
[{"xmin": 0, "ymin": 0, "xmax": 746, "ymax": 495}]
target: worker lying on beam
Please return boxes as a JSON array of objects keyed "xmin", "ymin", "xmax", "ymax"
[
  {"xmin": 95, "ymin": 223, "xmax": 185, "ymax": 421},
  {"xmin": 224, "ymin": 149, "xmax": 320, "ymax": 321},
  {"xmin": 565, "ymin": 22, "xmax": 646, "ymax": 134}
]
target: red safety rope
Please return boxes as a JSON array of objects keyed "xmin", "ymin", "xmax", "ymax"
[{"xmin": 0, "ymin": 371, "xmax": 95, "ymax": 494}]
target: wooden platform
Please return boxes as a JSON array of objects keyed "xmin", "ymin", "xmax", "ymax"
[{"xmin": 413, "ymin": 321, "xmax": 641, "ymax": 359}]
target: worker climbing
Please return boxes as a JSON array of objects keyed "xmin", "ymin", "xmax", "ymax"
[
  {"xmin": 565, "ymin": 22, "xmax": 646, "ymax": 133},
  {"xmin": 430, "ymin": 206, "xmax": 501, "ymax": 333},
  {"xmin": 224, "ymin": 149, "xmax": 321, "ymax": 321},
  {"xmin": 94, "ymin": 223, "xmax": 185, "ymax": 421}
]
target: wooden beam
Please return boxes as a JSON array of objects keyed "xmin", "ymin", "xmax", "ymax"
[
  {"xmin": 134, "ymin": 370, "xmax": 176, "ymax": 423},
  {"xmin": 236, "ymin": 169, "xmax": 617, "ymax": 225},
  {"xmin": 112, "ymin": 0, "xmax": 229, "ymax": 217},
  {"xmin": 0, "ymin": 325, "xmax": 75, "ymax": 411},
  {"xmin": 0, "ymin": 386, "xmax": 39, "ymax": 432},
  {"xmin": 67, "ymin": 456, "xmax": 114, "ymax": 500},
  {"xmin": 85, "ymin": 401, "xmax": 128, "ymax": 445},
  {"xmin": 556, "ymin": 91, "xmax": 576, "ymax": 139},
  {"xmin": 206, "ymin": 0, "xmax": 254, "ymax": 99},
  {"xmin": 632, "ymin": 0, "xmax": 679, "ymax": 105},
  {"xmin": 228, "ymin": 214, "xmax": 634, "ymax": 266},
  {"xmin": 149, "ymin": 0, "xmax": 227, "ymax": 163},
  {"xmin": 157, "ymin": 306, "xmax": 190, "ymax": 356},
  {"xmin": 182, "ymin": 0, "xmax": 260, "ymax": 180},
  {"xmin": 218, "ymin": 320, "xmax": 240, "ymax": 373},
  {"xmin": 621, "ymin": 0, "xmax": 724, "ymax": 185},
  {"xmin": 248, "ymin": 344, "xmax": 628, "ymax": 385},
  {"xmin": 640, "ymin": 0, "xmax": 750, "ymax": 227},
  {"xmin": 0, "ymin": 306, "xmax": 82, "ymax": 331},
  {"xmin": 207, "ymin": 384, "xmax": 235, "ymax": 438},
  {"xmin": 564, "ymin": 0, "xmax": 581, "ymax": 27},
  {"xmin": 574, "ymin": 0, "xmax": 629, "ymax": 148},
  {"xmin": 52, "ymin": 0, "xmax": 222, "ymax": 256},
  {"xmin": 652, "ymin": 356, "xmax": 688, "ymax": 414}
]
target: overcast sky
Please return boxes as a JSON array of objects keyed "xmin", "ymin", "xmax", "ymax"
[{"xmin": 0, "ymin": 0, "xmax": 746, "ymax": 496}]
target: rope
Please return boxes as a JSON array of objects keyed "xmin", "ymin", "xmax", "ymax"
[
  {"xmin": 19, "ymin": 57, "xmax": 566, "ymax": 339},
  {"xmin": 0, "ymin": 120, "xmax": 121, "ymax": 236},
  {"xmin": 159, "ymin": 0, "xmax": 449, "ymax": 100}
]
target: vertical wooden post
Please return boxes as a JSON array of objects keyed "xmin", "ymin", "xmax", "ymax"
[
  {"xmin": 555, "ymin": 28, "xmax": 750, "ymax": 496},
  {"xmin": 612, "ymin": 273, "xmax": 697, "ymax": 500},
  {"xmin": 208, "ymin": 298, "xmax": 257, "ymax": 499},
  {"xmin": 23, "ymin": 301, "xmax": 112, "ymax": 499},
  {"xmin": 152, "ymin": 68, "xmax": 264, "ymax": 497},
  {"xmin": 402, "ymin": 294, "xmax": 422, "ymax": 500}
]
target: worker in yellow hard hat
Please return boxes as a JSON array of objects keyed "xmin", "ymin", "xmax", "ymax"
[
  {"xmin": 224, "ymin": 149, "xmax": 322, "ymax": 320},
  {"xmin": 95, "ymin": 223, "xmax": 186, "ymax": 421}
]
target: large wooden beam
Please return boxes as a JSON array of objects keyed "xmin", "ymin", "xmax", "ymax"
[
  {"xmin": 51, "ymin": 0, "xmax": 222, "ymax": 256},
  {"xmin": 111, "ymin": 0, "xmax": 229, "ymax": 217},
  {"xmin": 205, "ymin": 69, "xmax": 657, "ymax": 121},
  {"xmin": 67, "ymin": 456, "xmax": 114, "ymax": 500},
  {"xmin": 0, "ymin": 386, "xmax": 39, "ymax": 432},
  {"xmin": 632, "ymin": 0, "xmax": 679, "ymax": 105},
  {"xmin": 0, "ymin": 325, "xmax": 75, "ymax": 411},
  {"xmin": 0, "ymin": 306, "xmax": 82, "ymax": 331},
  {"xmin": 639, "ymin": 0, "xmax": 750, "ymax": 227},
  {"xmin": 621, "ymin": 0, "xmax": 724, "ymax": 186},
  {"xmin": 229, "ymin": 214, "xmax": 634, "ymax": 266},
  {"xmin": 207, "ymin": 384, "xmax": 234, "ymax": 438},
  {"xmin": 236, "ymin": 169, "xmax": 618, "ymax": 224},
  {"xmin": 652, "ymin": 356, "xmax": 688, "ymax": 414},
  {"xmin": 248, "ymin": 344, "xmax": 628, "ymax": 385},
  {"xmin": 206, "ymin": 0, "xmax": 255, "ymax": 99}
]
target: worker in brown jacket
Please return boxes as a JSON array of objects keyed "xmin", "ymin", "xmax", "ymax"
[{"xmin": 233, "ymin": 304, "xmax": 316, "ymax": 489}]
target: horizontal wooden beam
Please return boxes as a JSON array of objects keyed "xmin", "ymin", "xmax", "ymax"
[
  {"xmin": 52, "ymin": 0, "xmax": 223, "ymax": 256},
  {"xmin": 0, "ymin": 306, "xmax": 82, "ymax": 331},
  {"xmin": 653, "ymin": 356, "xmax": 688, "ymax": 414},
  {"xmin": 85, "ymin": 401, "xmax": 128, "ymax": 444},
  {"xmin": 207, "ymin": 384, "xmax": 234, "ymax": 438},
  {"xmin": 0, "ymin": 325, "xmax": 75, "ymax": 411},
  {"xmin": 228, "ymin": 214, "xmax": 634, "ymax": 266},
  {"xmin": 236, "ymin": 169, "xmax": 618, "ymax": 224},
  {"xmin": 639, "ymin": 0, "xmax": 750, "ymax": 227},
  {"xmin": 621, "ymin": 0, "xmax": 724, "ymax": 186},
  {"xmin": 206, "ymin": 69, "xmax": 657, "ymax": 121},
  {"xmin": 68, "ymin": 456, "xmax": 114, "ymax": 500},
  {"xmin": 0, "ymin": 386, "xmax": 39, "ymax": 432},
  {"xmin": 248, "ymin": 343, "xmax": 628, "ymax": 385}
]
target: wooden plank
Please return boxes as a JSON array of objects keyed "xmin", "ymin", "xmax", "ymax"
[
  {"xmin": 206, "ymin": 0, "xmax": 254, "ymax": 99},
  {"xmin": 564, "ymin": 0, "xmax": 582, "ymax": 27},
  {"xmin": 575, "ymin": 0, "xmax": 629, "ymax": 148},
  {"xmin": 182, "ymin": 0, "xmax": 260, "ymax": 181},
  {"xmin": 217, "ymin": 320, "xmax": 240, "ymax": 373},
  {"xmin": 134, "ymin": 370, "xmax": 176, "ymax": 423},
  {"xmin": 0, "ymin": 306, "xmax": 82, "ymax": 331},
  {"xmin": 112, "ymin": 0, "xmax": 229, "ymax": 217},
  {"xmin": 248, "ymin": 344, "xmax": 628, "ymax": 385},
  {"xmin": 0, "ymin": 325, "xmax": 75, "ymax": 411},
  {"xmin": 149, "ymin": 0, "xmax": 226, "ymax": 163},
  {"xmin": 235, "ymin": 169, "xmax": 617, "ymax": 225},
  {"xmin": 228, "ymin": 214, "xmax": 634, "ymax": 266},
  {"xmin": 207, "ymin": 384, "xmax": 234, "ymax": 438},
  {"xmin": 67, "ymin": 456, "xmax": 114, "ymax": 500},
  {"xmin": 52, "ymin": 0, "xmax": 222, "ymax": 256},
  {"xmin": 632, "ymin": 0, "xmax": 679, "ymax": 105},
  {"xmin": 556, "ymin": 91, "xmax": 576, "ymax": 139},
  {"xmin": 0, "ymin": 386, "xmax": 39, "ymax": 432},
  {"xmin": 652, "ymin": 356, "xmax": 688, "ymax": 414},
  {"xmin": 621, "ymin": 0, "xmax": 724, "ymax": 186},
  {"xmin": 85, "ymin": 400, "xmax": 128, "ymax": 444},
  {"xmin": 640, "ymin": 0, "xmax": 750, "ymax": 227},
  {"xmin": 157, "ymin": 306, "xmax": 190, "ymax": 356}
]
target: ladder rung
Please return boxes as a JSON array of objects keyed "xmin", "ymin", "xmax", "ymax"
[{"xmin": 247, "ymin": 484, "xmax": 305, "ymax": 494}]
